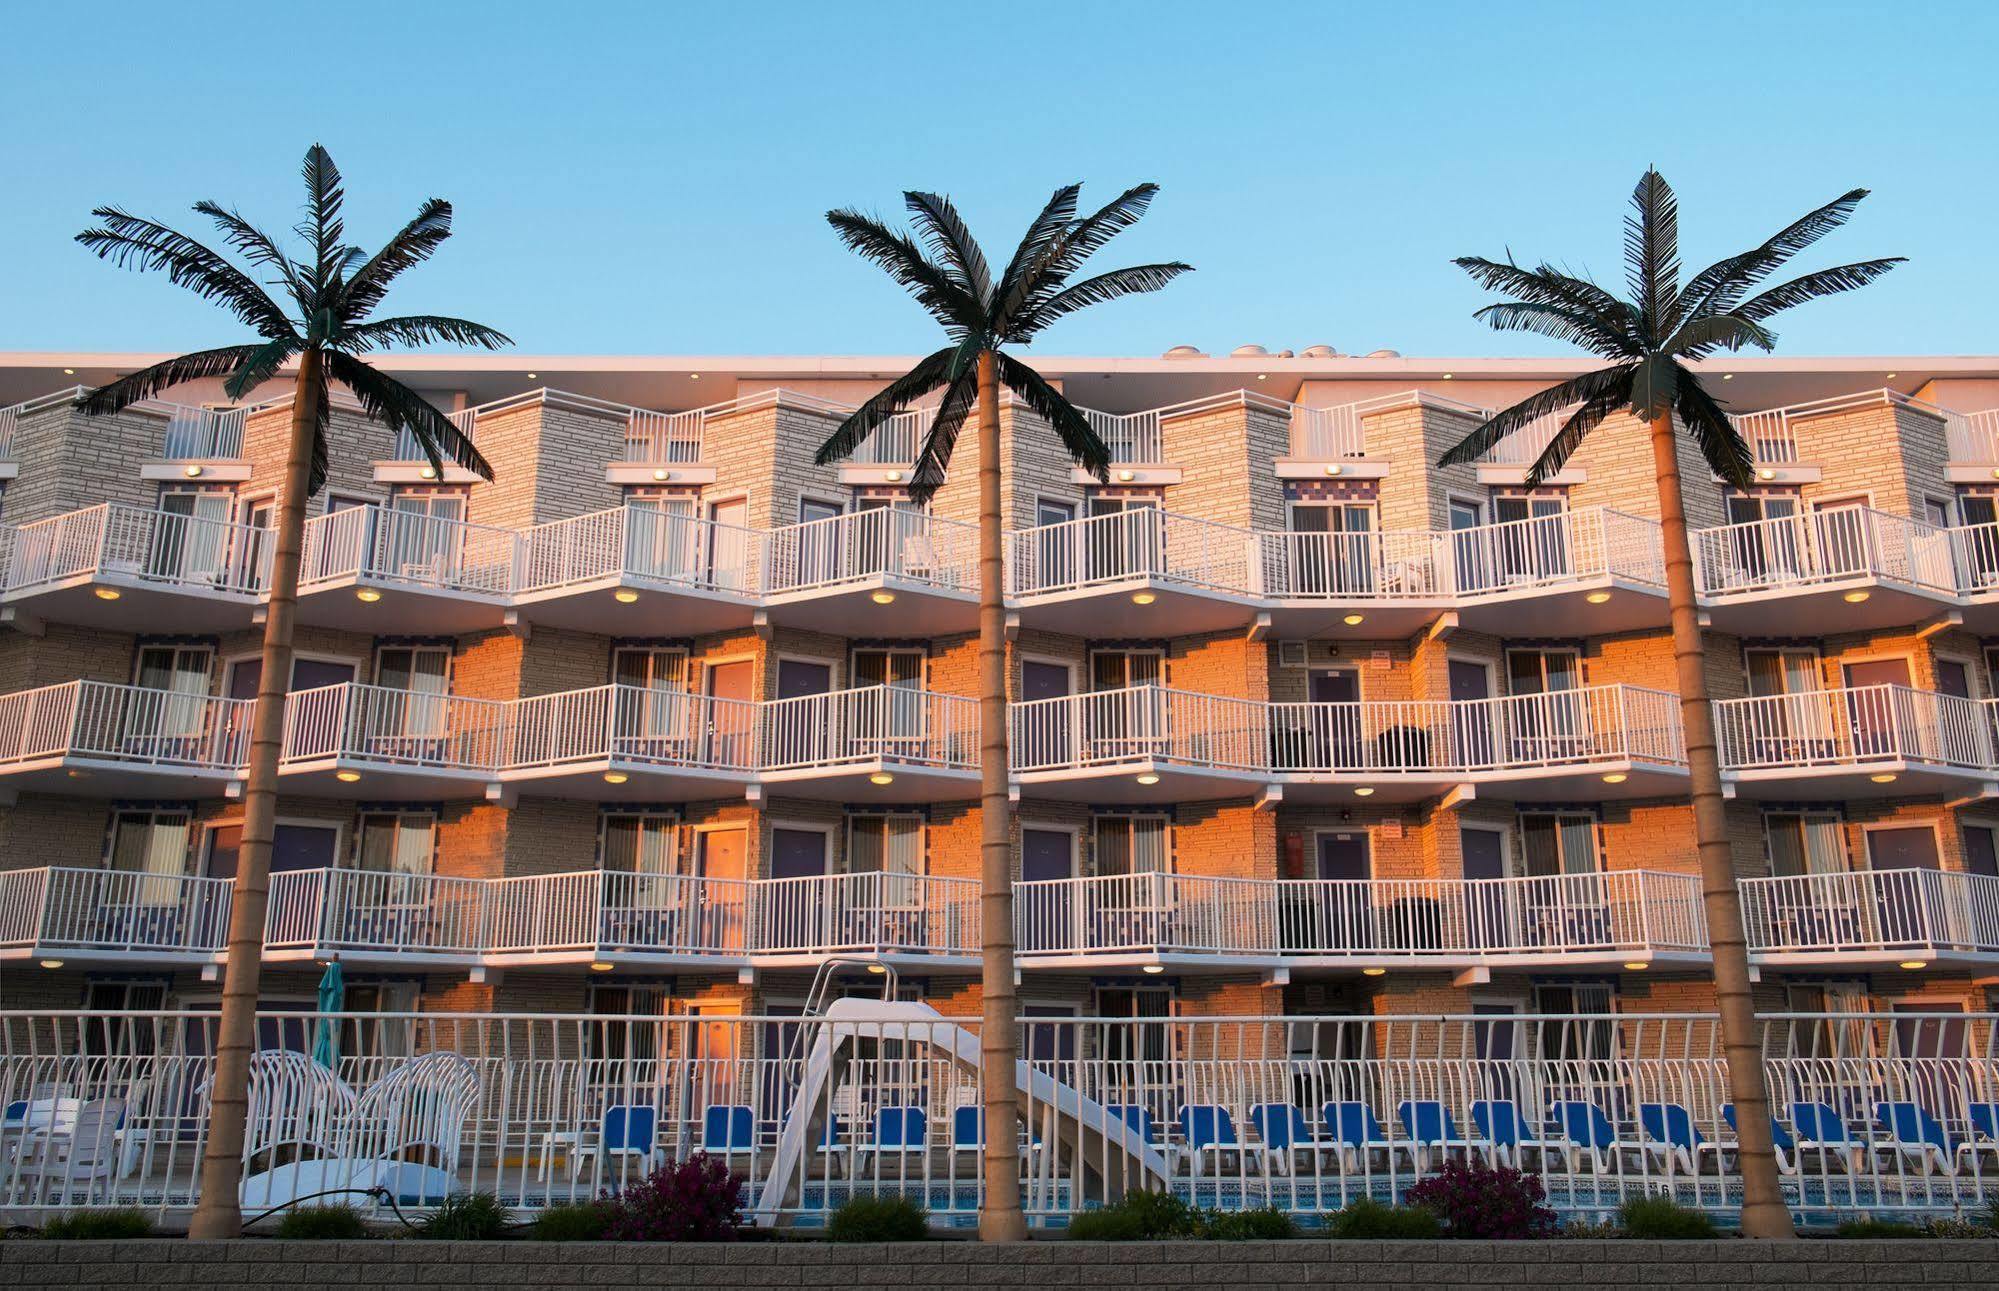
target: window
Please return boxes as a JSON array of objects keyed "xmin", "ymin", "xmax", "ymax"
[
  {"xmin": 584, "ymin": 984, "xmax": 676, "ymax": 1065},
  {"xmin": 80, "ymin": 981, "xmax": 167, "ymax": 1057},
  {"xmin": 602, "ymin": 812, "xmax": 680, "ymax": 874},
  {"xmin": 132, "ymin": 645, "xmax": 214, "ymax": 741},
  {"xmin": 851, "ymin": 648, "xmax": 924, "ymax": 688},
  {"xmin": 1090, "ymin": 649, "xmax": 1163, "ymax": 691},
  {"xmin": 388, "ymin": 487, "xmax": 467, "ymax": 522},
  {"xmin": 1036, "ymin": 498, "xmax": 1077, "ymax": 528},
  {"xmin": 353, "ymin": 812, "xmax": 434, "ymax": 875},
  {"xmin": 847, "ymin": 815, "xmax": 922, "ymax": 877},
  {"xmin": 1936, "ymin": 658, "xmax": 1974, "ymax": 699},
  {"xmin": 1094, "ymin": 987, "xmax": 1176, "ymax": 1072},
  {"xmin": 133, "ymin": 645, "xmax": 213, "ymax": 694},
  {"xmin": 1447, "ymin": 497, "xmax": 1483, "ymax": 531},
  {"xmin": 1783, "ymin": 982, "xmax": 1870, "ymax": 1060},
  {"xmin": 1518, "ymin": 812, "xmax": 1597, "ymax": 876},
  {"xmin": 1725, "ymin": 492, "xmax": 1799, "ymax": 525},
  {"xmin": 1764, "ymin": 811, "xmax": 1847, "ymax": 877},
  {"xmin": 1926, "ymin": 497, "xmax": 1955, "ymax": 529},
  {"xmin": 1532, "ymin": 983, "xmax": 1615, "ymax": 1061},
  {"xmin": 1744, "ymin": 647, "xmax": 1820, "ymax": 697},
  {"xmin": 374, "ymin": 645, "xmax": 450, "ymax": 692},
  {"xmin": 612, "ymin": 647, "xmax": 689, "ymax": 691},
  {"xmin": 1505, "ymin": 648, "xmax": 1580, "ymax": 694},
  {"xmin": 798, "ymin": 497, "xmax": 843, "ymax": 525},
  {"xmin": 1093, "ymin": 815, "xmax": 1170, "ymax": 877},
  {"xmin": 339, "ymin": 982, "xmax": 419, "ymax": 1059},
  {"xmin": 107, "ymin": 810, "xmax": 193, "ymax": 877}
]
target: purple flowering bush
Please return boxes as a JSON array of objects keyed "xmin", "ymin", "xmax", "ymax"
[
  {"xmin": 601, "ymin": 1153, "xmax": 744, "ymax": 1241},
  {"xmin": 1402, "ymin": 1159, "xmax": 1557, "ymax": 1239}
]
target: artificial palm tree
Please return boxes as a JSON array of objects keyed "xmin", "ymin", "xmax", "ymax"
[
  {"xmin": 75, "ymin": 144, "xmax": 508, "ymax": 1238},
  {"xmin": 1441, "ymin": 169, "xmax": 1902, "ymax": 1240},
  {"xmin": 816, "ymin": 185, "xmax": 1189, "ymax": 1239}
]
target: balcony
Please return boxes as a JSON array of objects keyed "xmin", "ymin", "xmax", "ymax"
[
  {"xmin": 278, "ymin": 683, "xmax": 507, "ymax": 800},
  {"xmin": 1013, "ymin": 869, "xmax": 1708, "ymax": 972},
  {"xmin": 1742, "ymin": 868, "xmax": 1999, "ymax": 970},
  {"xmin": 1431, "ymin": 508, "xmax": 1666, "ymax": 635},
  {"xmin": 0, "ymin": 867, "xmax": 229, "ymax": 967},
  {"xmin": 752, "ymin": 872, "xmax": 978, "ymax": 966},
  {"xmin": 0, "ymin": 681, "xmax": 247, "ymax": 799},
  {"xmin": 1008, "ymin": 683, "xmax": 1687, "ymax": 805},
  {"xmin": 1948, "ymin": 521, "xmax": 1999, "ymax": 634},
  {"xmin": 156, "ymin": 403, "xmax": 247, "ymax": 463},
  {"xmin": 264, "ymin": 867, "xmax": 487, "ymax": 967},
  {"xmin": 760, "ymin": 508, "xmax": 978, "ymax": 636},
  {"xmin": 1694, "ymin": 508, "xmax": 1957, "ymax": 634},
  {"xmin": 0, "ymin": 503, "xmax": 267, "ymax": 633},
  {"xmin": 297, "ymin": 505, "xmax": 515, "ymax": 634},
  {"xmin": 758, "ymin": 685, "xmax": 977, "ymax": 803},
  {"xmin": 1714, "ymin": 685, "xmax": 1999, "ymax": 798},
  {"xmin": 485, "ymin": 870, "xmax": 751, "ymax": 968},
  {"xmin": 502, "ymin": 684, "xmax": 760, "ymax": 801},
  {"xmin": 510, "ymin": 506, "xmax": 762, "ymax": 636},
  {"xmin": 1008, "ymin": 509, "xmax": 1264, "ymax": 637}
]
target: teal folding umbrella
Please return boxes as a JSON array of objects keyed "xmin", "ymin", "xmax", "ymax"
[{"xmin": 312, "ymin": 960, "xmax": 345, "ymax": 1069}]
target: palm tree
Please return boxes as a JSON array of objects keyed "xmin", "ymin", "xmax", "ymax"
[
  {"xmin": 816, "ymin": 186, "xmax": 1188, "ymax": 1239},
  {"xmin": 75, "ymin": 144, "xmax": 508, "ymax": 1238},
  {"xmin": 1440, "ymin": 169, "xmax": 1902, "ymax": 1240}
]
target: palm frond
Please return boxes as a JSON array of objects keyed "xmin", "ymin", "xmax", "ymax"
[
  {"xmin": 325, "ymin": 350, "xmax": 492, "ymax": 486},
  {"xmin": 1436, "ymin": 365, "xmax": 1634, "ymax": 468},
  {"xmin": 1677, "ymin": 189, "xmax": 1872, "ymax": 321},
  {"xmin": 75, "ymin": 210, "xmax": 296, "ymax": 341},
  {"xmin": 1624, "ymin": 168, "xmax": 1680, "ymax": 337},
  {"xmin": 192, "ymin": 201, "xmax": 307, "ymax": 304},
  {"xmin": 1469, "ymin": 301, "xmax": 1632, "ymax": 358},
  {"xmin": 1675, "ymin": 369, "xmax": 1756, "ymax": 489},
  {"xmin": 905, "ymin": 359, "xmax": 981, "ymax": 504},
  {"xmin": 996, "ymin": 351, "xmax": 1111, "ymax": 483},
  {"xmin": 78, "ymin": 345, "xmax": 272, "ymax": 416},
  {"xmin": 1007, "ymin": 183, "xmax": 1165, "ymax": 324},
  {"xmin": 298, "ymin": 144, "xmax": 348, "ymax": 294},
  {"xmin": 813, "ymin": 346, "xmax": 958, "ymax": 466},
  {"xmin": 340, "ymin": 198, "xmax": 454, "ymax": 321},
  {"xmin": 1526, "ymin": 369, "xmax": 1636, "ymax": 486},
  {"xmin": 991, "ymin": 184, "xmax": 1081, "ymax": 323},
  {"xmin": 903, "ymin": 192, "xmax": 992, "ymax": 302},
  {"xmin": 1731, "ymin": 258, "xmax": 1906, "ymax": 324},
  {"xmin": 341, "ymin": 315, "xmax": 513, "ymax": 352},
  {"xmin": 221, "ymin": 337, "xmax": 302, "ymax": 401},
  {"xmin": 1009, "ymin": 262, "xmax": 1193, "ymax": 341},
  {"xmin": 826, "ymin": 209, "xmax": 981, "ymax": 338},
  {"xmin": 1451, "ymin": 257, "xmax": 1637, "ymax": 353},
  {"xmin": 1665, "ymin": 313, "xmax": 1777, "ymax": 359}
]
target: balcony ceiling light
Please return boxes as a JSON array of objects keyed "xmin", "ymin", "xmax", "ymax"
[
  {"xmin": 884, "ymin": 470, "xmax": 902, "ymax": 482},
  {"xmin": 1131, "ymin": 591, "xmax": 1157, "ymax": 606},
  {"xmin": 419, "ymin": 465, "xmax": 438, "ymax": 480},
  {"xmin": 66, "ymin": 768, "xmax": 90, "ymax": 779},
  {"xmin": 1141, "ymin": 964, "xmax": 1165, "ymax": 974},
  {"xmin": 1885, "ymin": 373, "xmax": 1897, "ymax": 380},
  {"xmin": 603, "ymin": 771, "xmax": 629, "ymax": 785},
  {"xmin": 1842, "ymin": 590, "xmax": 1871, "ymax": 604},
  {"xmin": 1136, "ymin": 772, "xmax": 1162, "ymax": 786},
  {"xmin": 651, "ymin": 468, "xmax": 670, "ymax": 482},
  {"xmin": 62, "ymin": 368, "xmax": 74, "ymax": 376},
  {"xmin": 1256, "ymin": 374, "xmax": 1268, "ymax": 382},
  {"xmin": 590, "ymin": 961, "xmax": 614, "ymax": 972},
  {"xmin": 1585, "ymin": 591, "xmax": 1613, "ymax": 605},
  {"xmin": 1441, "ymin": 374, "xmax": 1454, "ymax": 381},
  {"xmin": 1757, "ymin": 468, "xmax": 1778, "ymax": 481},
  {"xmin": 355, "ymin": 588, "xmax": 382, "ymax": 603},
  {"xmin": 871, "ymin": 590, "xmax": 897, "ymax": 605},
  {"xmin": 866, "ymin": 962, "xmax": 888, "ymax": 975},
  {"xmin": 1324, "ymin": 463, "xmax": 1342, "ymax": 476},
  {"xmin": 335, "ymin": 770, "xmax": 362, "ymax": 784},
  {"xmin": 869, "ymin": 771, "xmax": 895, "ymax": 786},
  {"xmin": 1991, "ymin": 467, "xmax": 1999, "ymax": 481},
  {"xmin": 92, "ymin": 587, "xmax": 121, "ymax": 601},
  {"xmin": 614, "ymin": 588, "xmax": 641, "ymax": 604},
  {"xmin": 39, "ymin": 959, "xmax": 63, "ymax": 970},
  {"xmin": 1601, "ymin": 772, "xmax": 1628, "ymax": 784},
  {"xmin": 1721, "ymin": 373, "xmax": 1734, "ymax": 381},
  {"xmin": 1354, "ymin": 786, "xmax": 1376, "ymax": 798},
  {"xmin": 527, "ymin": 372, "xmax": 538, "ymax": 380},
  {"xmin": 1342, "ymin": 613, "xmax": 1365, "ymax": 626},
  {"xmin": 689, "ymin": 373, "xmax": 701, "ymax": 380},
  {"xmin": 1870, "ymin": 773, "xmax": 1898, "ymax": 784},
  {"xmin": 183, "ymin": 464, "xmax": 204, "ymax": 478},
  {"xmin": 1623, "ymin": 961, "xmax": 1650, "ymax": 972},
  {"xmin": 1898, "ymin": 959, "xmax": 1926, "ymax": 970},
  {"xmin": 1362, "ymin": 967, "xmax": 1387, "ymax": 977}
]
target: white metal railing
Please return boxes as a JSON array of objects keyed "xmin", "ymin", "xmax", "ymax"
[
  {"xmin": 1743, "ymin": 868, "xmax": 1999, "ymax": 957},
  {"xmin": 159, "ymin": 404, "xmax": 247, "ymax": 460},
  {"xmin": 1695, "ymin": 508, "xmax": 1956, "ymax": 597},
  {"xmin": 1258, "ymin": 528, "xmax": 1449, "ymax": 599},
  {"xmin": 764, "ymin": 508, "xmax": 976, "ymax": 596},
  {"xmin": 8, "ymin": 1008, "xmax": 1999, "ymax": 1226},
  {"xmin": 760, "ymin": 686, "xmax": 976, "ymax": 772},
  {"xmin": 4, "ymin": 503, "xmax": 268, "ymax": 597},
  {"xmin": 843, "ymin": 409, "xmax": 925, "ymax": 466},
  {"xmin": 264, "ymin": 868, "xmax": 486, "ymax": 957},
  {"xmin": 1725, "ymin": 412, "xmax": 1801, "ymax": 464},
  {"xmin": 505, "ymin": 685, "xmax": 760, "ymax": 773},
  {"xmin": 1081, "ymin": 406, "xmax": 1164, "ymax": 464},
  {"xmin": 300, "ymin": 505, "xmax": 516, "ymax": 597},
  {"xmin": 0, "ymin": 681, "xmax": 250, "ymax": 771},
  {"xmin": 279, "ymin": 683, "xmax": 508, "ymax": 773},
  {"xmin": 1471, "ymin": 406, "xmax": 1572, "ymax": 466},
  {"xmin": 753, "ymin": 872, "xmax": 978, "ymax": 956},
  {"xmin": 1449, "ymin": 508, "xmax": 1665, "ymax": 596},
  {"xmin": 1284, "ymin": 389, "xmax": 1487, "ymax": 460},
  {"xmin": 486, "ymin": 870, "xmax": 751, "ymax": 958},
  {"xmin": 1014, "ymin": 870, "xmax": 1705, "ymax": 959},
  {"xmin": 516, "ymin": 505, "xmax": 764, "ymax": 596},
  {"xmin": 1006, "ymin": 509, "xmax": 1257, "ymax": 597},
  {"xmin": 1944, "ymin": 408, "xmax": 1999, "ymax": 464},
  {"xmin": 1950, "ymin": 521, "xmax": 1999, "ymax": 595},
  {"xmin": 1010, "ymin": 684, "xmax": 1684, "ymax": 777},
  {"xmin": 0, "ymin": 867, "xmax": 231, "ymax": 957},
  {"xmin": 1715, "ymin": 685, "xmax": 1996, "ymax": 772}
]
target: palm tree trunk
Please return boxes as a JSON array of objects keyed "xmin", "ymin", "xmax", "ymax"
[
  {"xmin": 1649, "ymin": 411, "xmax": 1795, "ymax": 1240},
  {"xmin": 975, "ymin": 349, "xmax": 1026, "ymax": 1242},
  {"xmin": 187, "ymin": 349, "xmax": 320, "ymax": 1240}
]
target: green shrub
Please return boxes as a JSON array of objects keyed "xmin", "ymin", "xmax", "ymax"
[
  {"xmin": 1197, "ymin": 1206, "xmax": 1298, "ymax": 1240},
  {"xmin": 1066, "ymin": 1188, "xmax": 1201, "ymax": 1241},
  {"xmin": 532, "ymin": 1200, "xmax": 618, "ymax": 1242},
  {"xmin": 824, "ymin": 1194, "xmax": 929, "ymax": 1242},
  {"xmin": 1323, "ymin": 1197, "xmax": 1443, "ymax": 1240},
  {"xmin": 1833, "ymin": 1218, "xmax": 1926, "ymax": 1239},
  {"xmin": 416, "ymin": 1192, "xmax": 511, "ymax": 1240},
  {"xmin": 38, "ymin": 1209, "xmax": 154, "ymax": 1240},
  {"xmin": 1616, "ymin": 1195, "xmax": 1717, "ymax": 1240},
  {"xmin": 1922, "ymin": 1216, "xmax": 1987, "ymax": 1239},
  {"xmin": 273, "ymin": 1204, "xmax": 370, "ymax": 1240}
]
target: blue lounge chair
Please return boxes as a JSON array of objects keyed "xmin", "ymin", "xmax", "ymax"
[
  {"xmin": 1873, "ymin": 1101, "xmax": 1959, "ymax": 1177},
  {"xmin": 1250, "ymin": 1103, "xmax": 1334, "ymax": 1174},
  {"xmin": 1397, "ymin": 1100, "xmax": 1473, "ymax": 1171},
  {"xmin": 1470, "ymin": 1099, "xmax": 1554, "ymax": 1168},
  {"xmin": 951, "ymin": 1104, "xmax": 1042, "ymax": 1170},
  {"xmin": 1323, "ymin": 1101, "xmax": 1414, "ymax": 1173},
  {"xmin": 1722, "ymin": 1103, "xmax": 1797, "ymax": 1174},
  {"xmin": 701, "ymin": 1104, "xmax": 756, "ymax": 1158},
  {"xmin": 1790, "ymin": 1102, "xmax": 1867, "ymax": 1174},
  {"xmin": 1105, "ymin": 1103, "xmax": 1181, "ymax": 1173},
  {"xmin": 573, "ymin": 1104, "xmax": 659, "ymax": 1180},
  {"xmin": 1546, "ymin": 1101, "xmax": 1633, "ymax": 1173},
  {"xmin": 1177, "ymin": 1104, "xmax": 1251, "ymax": 1177},
  {"xmin": 1638, "ymin": 1103, "xmax": 1722, "ymax": 1175},
  {"xmin": 852, "ymin": 1106, "xmax": 927, "ymax": 1177}
]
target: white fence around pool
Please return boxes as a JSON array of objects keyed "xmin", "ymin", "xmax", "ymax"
[{"xmin": 3, "ymin": 1008, "xmax": 1999, "ymax": 1230}]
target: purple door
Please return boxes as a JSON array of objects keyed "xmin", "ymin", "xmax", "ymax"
[
  {"xmin": 1316, "ymin": 833, "xmax": 1371, "ymax": 952},
  {"xmin": 1020, "ymin": 829, "xmax": 1076, "ymax": 953},
  {"xmin": 271, "ymin": 823, "xmax": 339, "ymax": 872},
  {"xmin": 1462, "ymin": 826, "xmax": 1509, "ymax": 951},
  {"xmin": 769, "ymin": 827, "xmax": 828, "ymax": 880},
  {"xmin": 1019, "ymin": 662, "xmax": 1073, "ymax": 768},
  {"xmin": 776, "ymin": 659, "xmax": 833, "ymax": 700}
]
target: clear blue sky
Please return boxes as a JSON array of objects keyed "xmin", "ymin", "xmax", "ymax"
[{"xmin": 2, "ymin": 0, "xmax": 1991, "ymax": 359}]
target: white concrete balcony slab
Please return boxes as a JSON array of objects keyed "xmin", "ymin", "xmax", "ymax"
[
  {"xmin": 278, "ymin": 683, "xmax": 507, "ymax": 800},
  {"xmin": 1008, "ymin": 683, "xmax": 1686, "ymax": 806},
  {"xmin": 484, "ymin": 869, "xmax": 750, "ymax": 969},
  {"xmin": 1013, "ymin": 869, "xmax": 1708, "ymax": 972},
  {"xmin": 1742, "ymin": 867, "xmax": 1999, "ymax": 969},
  {"xmin": 0, "ymin": 503, "xmax": 266, "ymax": 634},
  {"xmin": 758, "ymin": 685, "xmax": 977, "ymax": 803},
  {"xmin": 509, "ymin": 506, "xmax": 762, "ymax": 637},
  {"xmin": 751, "ymin": 872, "xmax": 977, "ymax": 967},
  {"xmin": 1446, "ymin": 508, "xmax": 1668, "ymax": 635},
  {"xmin": 1694, "ymin": 508, "xmax": 1958, "ymax": 635},
  {"xmin": 501, "ymin": 684, "xmax": 760, "ymax": 802},
  {"xmin": 0, "ymin": 867, "xmax": 230, "ymax": 968},
  {"xmin": 0, "ymin": 681, "xmax": 248, "ymax": 799},
  {"xmin": 761, "ymin": 508, "xmax": 978, "ymax": 637},
  {"xmin": 296, "ymin": 505, "xmax": 516, "ymax": 635},
  {"xmin": 263, "ymin": 867, "xmax": 487, "ymax": 967},
  {"xmin": 1715, "ymin": 685, "xmax": 1999, "ymax": 799}
]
